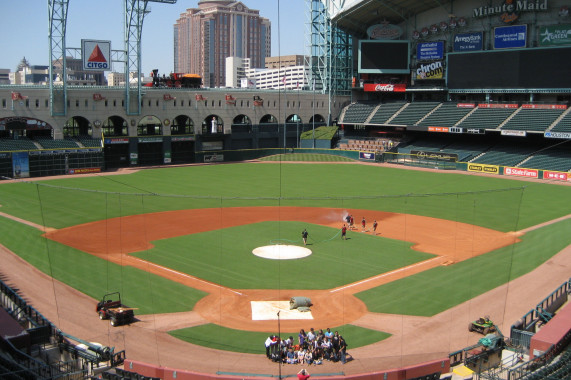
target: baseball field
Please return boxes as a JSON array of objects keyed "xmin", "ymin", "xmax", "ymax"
[{"xmin": 0, "ymin": 158, "xmax": 570, "ymax": 375}]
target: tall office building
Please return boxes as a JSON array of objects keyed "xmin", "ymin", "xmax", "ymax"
[{"xmin": 174, "ymin": 0, "xmax": 271, "ymax": 88}]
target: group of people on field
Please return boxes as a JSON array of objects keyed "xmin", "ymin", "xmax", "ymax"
[
  {"xmin": 265, "ymin": 327, "xmax": 350, "ymax": 365},
  {"xmin": 341, "ymin": 215, "xmax": 378, "ymax": 239}
]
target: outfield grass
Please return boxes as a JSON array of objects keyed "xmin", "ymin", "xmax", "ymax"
[
  {"xmin": 169, "ymin": 324, "xmax": 391, "ymax": 354},
  {"xmin": 0, "ymin": 164, "xmax": 567, "ymax": 230},
  {"xmin": 132, "ymin": 221, "xmax": 434, "ymax": 289}
]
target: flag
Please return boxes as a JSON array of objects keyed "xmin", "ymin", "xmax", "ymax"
[
  {"xmin": 11, "ymin": 92, "xmax": 27, "ymax": 101},
  {"xmin": 282, "ymin": 75, "xmax": 287, "ymax": 85}
]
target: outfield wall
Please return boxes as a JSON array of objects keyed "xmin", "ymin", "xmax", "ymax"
[{"xmin": 194, "ymin": 148, "xmax": 571, "ymax": 184}]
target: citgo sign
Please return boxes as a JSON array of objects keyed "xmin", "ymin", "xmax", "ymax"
[{"xmin": 82, "ymin": 39, "xmax": 111, "ymax": 71}]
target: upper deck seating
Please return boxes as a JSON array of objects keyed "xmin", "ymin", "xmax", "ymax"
[
  {"xmin": 368, "ymin": 102, "xmax": 406, "ymax": 124},
  {"xmin": 342, "ymin": 102, "xmax": 376, "ymax": 124},
  {"xmin": 417, "ymin": 103, "xmax": 474, "ymax": 127},
  {"xmin": 457, "ymin": 108, "xmax": 517, "ymax": 130},
  {"xmin": 501, "ymin": 109, "xmax": 564, "ymax": 132},
  {"xmin": 389, "ymin": 102, "xmax": 440, "ymax": 126}
]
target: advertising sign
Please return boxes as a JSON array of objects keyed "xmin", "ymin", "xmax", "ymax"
[
  {"xmin": 504, "ymin": 167, "xmax": 538, "ymax": 178},
  {"xmin": 468, "ymin": 163, "xmax": 499, "ymax": 174},
  {"xmin": 417, "ymin": 41, "xmax": 444, "ymax": 60},
  {"xmin": 494, "ymin": 25, "xmax": 527, "ymax": 49},
  {"xmin": 543, "ymin": 171, "xmax": 568, "ymax": 181},
  {"xmin": 367, "ymin": 23, "xmax": 403, "ymax": 40},
  {"xmin": 415, "ymin": 61, "xmax": 444, "ymax": 80},
  {"xmin": 363, "ymin": 83, "xmax": 406, "ymax": 92},
  {"xmin": 411, "ymin": 150, "xmax": 458, "ymax": 162},
  {"xmin": 545, "ymin": 131, "xmax": 571, "ymax": 139},
  {"xmin": 539, "ymin": 24, "xmax": 571, "ymax": 46},
  {"xmin": 12, "ymin": 152, "xmax": 30, "ymax": 178},
  {"xmin": 68, "ymin": 168, "xmax": 102, "ymax": 175},
  {"xmin": 82, "ymin": 40, "xmax": 111, "ymax": 71},
  {"xmin": 454, "ymin": 32, "xmax": 483, "ymax": 51},
  {"xmin": 204, "ymin": 154, "xmax": 224, "ymax": 163},
  {"xmin": 501, "ymin": 130, "xmax": 527, "ymax": 137},
  {"xmin": 428, "ymin": 126, "xmax": 449, "ymax": 133},
  {"xmin": 359, "ymin": 151, "xmax": 376, "ymax": 160},
  {"xmin": 105, "ymin": 138, "xmax": 129, "ymax": 144}
]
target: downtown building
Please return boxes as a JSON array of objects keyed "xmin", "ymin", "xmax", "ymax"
[{"xmin": 174, "ymin": 0, "xmax": 271, "ymax": 88}]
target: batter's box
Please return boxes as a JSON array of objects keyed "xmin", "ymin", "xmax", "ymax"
[{"xmin": 251, "ymin": 301, "xmax": 314, "ymax": 321}]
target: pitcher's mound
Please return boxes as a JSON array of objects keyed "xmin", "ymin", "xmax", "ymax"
[{"xmin": 252, "ymin": 245, "xmax": 312, "ymax": 260}]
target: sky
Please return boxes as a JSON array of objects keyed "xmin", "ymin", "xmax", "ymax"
[{"xmin": 1, "ymin": 0, "xmax": 307, "ymax": 76}]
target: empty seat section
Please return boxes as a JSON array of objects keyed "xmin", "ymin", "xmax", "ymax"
[
  {"xmin": 457, "ymin": 108, "xmax": 516, "ymax": 130},
  {"xmin": 78, "ymin": 136, "xmax": 103, "ymax": 147},
  {"xmin": 342, "ymin": 102, "xmax": 376, "ymax": 123},
  {"xmin": 523, "ymin": 147, "xmax": 571, "ymax": 172},
  {"xmin": 472, "ymin": 142, "xmax": 541, "ymax": 167},
  {"xmin": 369, "ymin": 102, "xmax": 406, "ymax": 124},
  {"xmin": 417, "ymin": 103, "xmax": 474, "ymax": 127},
  {"xmin": 440, "ymin": 140, "xmax": 492, "ymax": 162},
  {"xmin": 36, "ymin": 137, "xmax": 80, "ymax": 149},
  {"xmin": 501, "ymin": 109, "xmax": 564, "ymax": 132},
  {"xmin": 0, "ymin": 138, "xmax": 37, "ymax": 151},
  {"xmin": 550, "ymin": 112, "xmax": 571, "ymax": 133},
  {"xmin": 389, "ymin": 102, "xmax": 440, "ymax": 126}
]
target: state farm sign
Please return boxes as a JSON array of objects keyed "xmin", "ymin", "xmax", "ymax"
[
  {"xmin": 363, "ymin": 83, "xmax": 406, "ymax": 92},
  {"xmin": 504, "ymin": 167, "xmax": 538, "ymax": 178}
]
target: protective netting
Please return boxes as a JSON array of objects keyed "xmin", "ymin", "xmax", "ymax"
[{"xmin": 0, "ymin": 176, "xmax": 529, "ymax": 376}]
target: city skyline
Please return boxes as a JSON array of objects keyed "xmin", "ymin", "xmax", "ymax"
[{"xmin": 1, "ymin": 0, "xmax": 307, "ymax": 77}]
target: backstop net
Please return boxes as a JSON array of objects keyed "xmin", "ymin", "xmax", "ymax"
[{"xmin": 0, "ymin": 169, "xmax": 534, "ymax": 377}]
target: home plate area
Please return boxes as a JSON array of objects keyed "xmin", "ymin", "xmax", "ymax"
[{"xmin": 251, "ymin": 301, "xmax": 314, "ymax": 321}]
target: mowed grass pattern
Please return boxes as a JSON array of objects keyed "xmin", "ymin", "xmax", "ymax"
[{"xmin": 132, "ymin": 221, "xmax": 434, "ymax": 290}]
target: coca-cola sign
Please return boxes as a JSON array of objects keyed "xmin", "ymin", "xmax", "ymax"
[{"xmin": 363, "ymin": 83, "xmax": 407, "ymax": 92}]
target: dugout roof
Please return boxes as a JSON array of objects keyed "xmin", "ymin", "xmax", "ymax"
[{"xmin": 333, "ymin": 0, "xmax": 453, "ymax": 37}]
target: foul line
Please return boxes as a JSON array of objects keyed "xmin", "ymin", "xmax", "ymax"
[
  {"xmin": 130, "ymin": 256, "xmax": 243, "ymax": 296},
  {"xmin": 0, "ymin": 211, "xmax": 56, "ymax": 232},
  {"xmin": 330, "ymin": 256, "xmax": 443, "ymax": 293}
]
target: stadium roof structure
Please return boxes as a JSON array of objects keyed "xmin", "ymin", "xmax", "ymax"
[{"xmin": 332, "ymin": 0, "xmax": 453, "ymax": 38}]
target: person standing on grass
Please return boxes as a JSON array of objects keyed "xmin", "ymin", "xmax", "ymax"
[
  {"xmin": 341, "ymin": 224, "xmax": 347, "ymax": 240},
  {"xmin": 302, "ymin": 229, "xmax": 308, "ymax": 245}
]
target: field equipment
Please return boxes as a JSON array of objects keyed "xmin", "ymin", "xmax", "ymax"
[
  {"xmin": 468, "ymin": 316, "xmax": 496, "ymax": 335},
  {"xmin": 96, "ymin": 292, "xmax": 135, "ymax": 327},
  {"xmin": 290, "ymin": 297, "xmax": 312, "ymax": 311}
]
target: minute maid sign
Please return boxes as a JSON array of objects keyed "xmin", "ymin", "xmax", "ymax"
[
  {"xmin": 473, "ymin": 0, "xmax": 548, "ymax": 23},
  {"xmin": 82, "ymin": 39, "xmax": 111, "ymax": 71}
]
